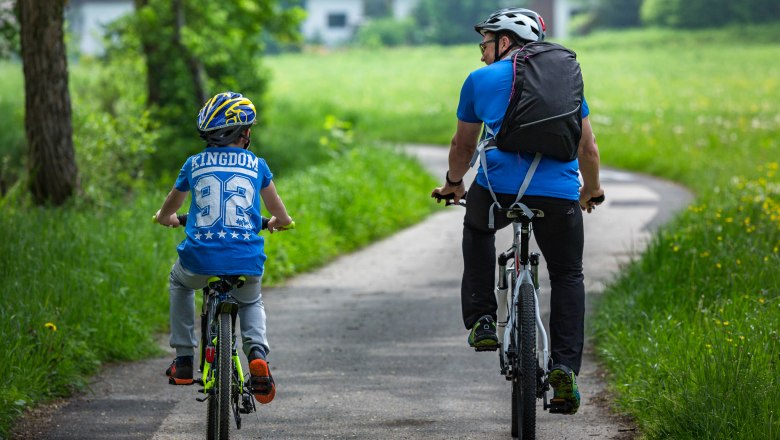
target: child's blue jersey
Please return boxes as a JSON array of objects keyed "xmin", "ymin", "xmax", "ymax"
[
  {"xmin": 457, "ymin": 57, "xmax": 590, "ymax": 200},
  {"xmin": 174, "ymin": 146, "xmax": 273, "ymax": 276}
]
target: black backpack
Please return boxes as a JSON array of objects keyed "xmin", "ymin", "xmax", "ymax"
[{"xmin": 495, "ymin": 42, "xmax": 584, "ymax": 162}]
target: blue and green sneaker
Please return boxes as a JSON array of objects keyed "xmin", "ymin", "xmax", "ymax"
[
  {"xmin": 548, "ymin": 364, "xmax": 580, "ymax": 415},
  {"xmin": 467, "ymin": 315, "xmax": 499, "ymax": 351}
]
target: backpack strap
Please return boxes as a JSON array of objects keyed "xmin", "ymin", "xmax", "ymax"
[{"xmin": 473, "ymin": 125, "xmax": 542, "ymax": 228}]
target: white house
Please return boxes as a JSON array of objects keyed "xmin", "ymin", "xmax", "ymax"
[{"xmin": 300, "ymin": 0, "xmax": 364, "ymax": 46}]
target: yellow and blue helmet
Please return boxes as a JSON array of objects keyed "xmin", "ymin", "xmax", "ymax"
[{"xmin": 197, "ymin": 92, "xmax": 256, "ymax": 146}]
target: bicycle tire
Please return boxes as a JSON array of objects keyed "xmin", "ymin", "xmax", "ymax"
[
  {"xmin": 207, "ymin": 312, "xmax": 233, "ymax": 440},
  {"xmin": 511, "ymin": 282, "xmax": 537, "ymax": 439}
]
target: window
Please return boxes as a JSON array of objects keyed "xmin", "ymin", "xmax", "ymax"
[{"xmin": 327, "ymin": 12, "xmax": 347, "ymax": 28}]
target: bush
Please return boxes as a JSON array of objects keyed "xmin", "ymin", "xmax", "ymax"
[{"xmin": 355, "ymin": 18, "xmax": 418, "ymax": 48}]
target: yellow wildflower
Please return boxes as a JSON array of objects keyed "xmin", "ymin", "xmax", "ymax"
[{"xmin": 44, "ymin": 322, "xmax": 57, "ymax": 332}]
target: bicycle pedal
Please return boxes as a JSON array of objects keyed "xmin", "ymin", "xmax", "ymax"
[
  {"xmin": 547, "ymin": 398, "xmax": 574, "ymax": 414},
  {"xmin": 168, "ymin": 377, "xmax": 194, "ymax": 386},
  {"xmin": 474, "ymin": 345, "xmax": 499, "ymax": 352}
]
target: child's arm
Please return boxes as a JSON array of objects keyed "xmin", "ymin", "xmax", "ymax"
[
  {"xmin": 260, "ymin": 181, "xmax": 293, "ymax": 232},
  {"xmin": 155, "ymin": 188, "xmax": 188, "ymax": 227}
]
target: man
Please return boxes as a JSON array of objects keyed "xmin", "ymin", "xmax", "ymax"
[{"xmin": 431, "ymin": 8, "xmax": 604, "ymax": 415}]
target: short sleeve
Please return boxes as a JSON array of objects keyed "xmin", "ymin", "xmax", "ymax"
[
  {"xmin": 258, "ymin": 159, "xmax": 273, "ymax": 190},
  {"xmin": 456, "ymin": 74, "xmax": 481, "ymax": 123},
  {"xmin": 581, "ymin": 96, "xmax": 590, "ymax": 118},
  {"xmin": 174, "ymin": 157, "xmax": 192, "ymax": 192}
]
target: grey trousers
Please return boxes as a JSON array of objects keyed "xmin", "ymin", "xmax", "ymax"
[{"xmin": 169, "ymin": 259, "xmax": 270, "ymax": 358}]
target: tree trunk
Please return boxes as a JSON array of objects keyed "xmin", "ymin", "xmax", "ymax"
[
  {"xmin": 18, "ymin": 0, "xmax": 77, "ymax": 205},
  {"xmin": 134, "ymin": 0, "xmax": 162, "ymax": 107},
  {"xmin": 173, "ymin": 0, "xmax": 207, "ymax": 107}
]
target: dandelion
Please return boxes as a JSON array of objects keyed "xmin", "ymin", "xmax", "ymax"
[
  {"xmin": 759, "ymin": 298, "xmax": 766, "ymax": 304},
  {"xmin": 705, "ymin": 344, "xmax": 712, "ymax": 349},
  {"xmin": 725, "ymin": 217, "xmax": 734, "ymax": 223},
  {"xmin": 723, "ymin": 321, "xmax": 730, "ymax": 326},
  {"xmin": 700, "ymin": 251, "xmax": 710, "ymax": 258},
  {"xmin": 739, "ymin": 335, "xmax": 745, "ymax": 341},
  {"xmin": 716, "ymin": 262, "xmax": 722, "ymax": 269},
  {"xmin": 726, "ymin": 338, "xmax": 733, "ymax": 343},
  {"xmin": 44, "ymin": 322, "xmax": 57, "ymax": 332}
]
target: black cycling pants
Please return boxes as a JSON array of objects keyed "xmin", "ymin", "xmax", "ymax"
[{"xmin": 461, "ymin": 183, "xmax": 585, "ymax": 374}]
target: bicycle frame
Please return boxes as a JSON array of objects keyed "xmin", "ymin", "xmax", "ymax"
[
  {"xmin": 196, "ymin": 276, "xmax": 256, "ymax": 438},
  {"xmin": 496, "ymin": 217, "xmax": 550, "ymax": 382},
  {"xmin": 199, "ymin": 289, "xmax": 245, "ymax": 396}
]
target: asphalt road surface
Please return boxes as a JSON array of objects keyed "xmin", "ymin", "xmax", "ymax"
[{"xmin": 13, "ymin": 145, "xmax": 692, "ymax": 440}]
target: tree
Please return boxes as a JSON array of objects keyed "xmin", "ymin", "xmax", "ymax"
[
  {"xmin": 110, "ymin": 0, "xmax": 304, "ymax": 173},
  {"xmin": 412, "ymin": 0, "xmax": 510, "ymax": 45},
  {"xmin": 0, "ymin": 0, "xmax": 18, "ymax": 58},
  {"xmin": 18, "ymin": 0, "xmax": 78, "ymax": 205}
]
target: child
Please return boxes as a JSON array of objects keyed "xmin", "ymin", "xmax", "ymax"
[{"xmin": 155, "ymin": 91, "xmax": 293, "ymax": 404}]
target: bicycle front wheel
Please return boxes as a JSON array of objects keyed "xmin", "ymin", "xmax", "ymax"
[
  {"xmin": 208, "ymin": 312, "xmax": 233, "ymax": 440},
  {"xmin": 511, "ymin": 282, "xmax": 537, "ymax": 439}
]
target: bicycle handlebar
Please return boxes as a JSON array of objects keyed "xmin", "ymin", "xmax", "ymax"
[
  {"xmin": 152, "ymin": 213, "xmax": 296, "ymax": 232},
  {"xmin": 432, "ymin": 191, "xmax": 605, "ymax": 207},
  {"xmin": 432, "ymin": 191, "xmax": 467, "ymax": 207}
]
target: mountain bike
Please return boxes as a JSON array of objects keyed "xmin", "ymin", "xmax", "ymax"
[
  {"xmin": 154, "ymin": 213, "xmax": 294, "ymax": 440},
  {"xmin": 436, "ymin": 192, "xmax": 603, "ymax": 439}
]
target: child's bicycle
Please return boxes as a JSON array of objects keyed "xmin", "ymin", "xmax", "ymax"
[
  {"xmin": 436, "ymin": 192, "xmax": 603, "ymax": 440},
  {"xmin": 154, "ymin": 213, "xmax": 294, "ymax": 440}
]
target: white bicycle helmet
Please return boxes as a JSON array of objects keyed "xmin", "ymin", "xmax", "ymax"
[{"xmin": 474, "ymin": 8, "xmax": 546, "ymax": 43}]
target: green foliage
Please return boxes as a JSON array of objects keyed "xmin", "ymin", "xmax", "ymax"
[
  {"xmin": 262, "ymin": 146, "xmax": 438, "ymax": 284},
  {"xmin": 0, "ymin": 61, "xmax": 24, "ymax": 195},
  {"xmin": 592, "ymin": 0, "xmax": 643, "ymax": 28},
  {"xmin": 69, "ymin": 57, "xmax": 158, "ymax": 204},
  {"xmin": 641, "ymin": 0, "xmax": 780, "ymax": 28},
  {"xmin": 106, "ymin": 0, "xmax": 305, "ymax": 174},
  {"xmin": 0, "ymin": 0, "xmax": 18, "ymax": 58},
  {"xmin": 0, "ymin": 192, "xmax": 179, "ymax": 438},
  {"xmin": 355, "ymin": 17, "xmax": 418, "ymax": 47},
  {"xmin": 566, "ymin": 27, "xmax": 780, "ymax": 438},
  {"xmin": 594, "ymin": 174, "xmax": 780, "ymax": 439},
  {"xmin": 411, "ymin": 0, "xmax": 509, "ymax": 45},
  {"xmin": 0, "ymin": 145, "xmax": 435, "ymax": 438}
]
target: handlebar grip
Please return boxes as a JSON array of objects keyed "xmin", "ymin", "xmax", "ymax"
[
  {"xmin": 432, "ymin": 191, "xmax": 467, "ymax": 207},
  {"xmin": 589, "ymin": 194, "xmax": 605, "ymax": 204}
]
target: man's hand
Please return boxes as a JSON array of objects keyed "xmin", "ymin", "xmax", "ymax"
[
  {"xmin": 579, "ymin": 187, "xmax": 605, "ymax": 213},
  {"xmin": 432, "ymin": 181, "xmax": 466, "ymax": 205}
]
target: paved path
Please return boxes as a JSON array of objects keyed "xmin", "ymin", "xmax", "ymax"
[{"xmin": 13, "ymin": 145, "xmax": 692, "ymax": 439}]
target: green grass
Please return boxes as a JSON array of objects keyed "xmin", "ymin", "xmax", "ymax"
[
  {"xmin": 2, "ymin": 22, "xmax": 779, "ymax": 438},
  {"xmin": 262, "ymin": 24, "xmax": 780, "ymax": 439}
]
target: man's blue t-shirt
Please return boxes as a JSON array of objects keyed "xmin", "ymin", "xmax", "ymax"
[
  {"xmin": 457, "ymin": 56, "xmax": 590, "ymax": 200},
  {"xmin": 174, "ymin": 146, "xmax": 273, "ymax": 276}
]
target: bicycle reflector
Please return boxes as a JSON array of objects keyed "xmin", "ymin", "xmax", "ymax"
[{"xmin": 205, "ymin": 345, "xmax": 216, "ymax": 363}]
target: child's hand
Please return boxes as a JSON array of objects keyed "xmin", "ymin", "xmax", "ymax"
[
  {"xmin": 155, "ymin": 210, "xmax": 182, "ymax": 227},
  {"xmin": 267, "ymin": 216, "xmax": 294, "ymax": 233}
]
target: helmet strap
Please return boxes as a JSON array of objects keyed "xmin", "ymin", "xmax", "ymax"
[{"xmin": 239, "ymin": 129, "xmax": 252, "ymax": 150}]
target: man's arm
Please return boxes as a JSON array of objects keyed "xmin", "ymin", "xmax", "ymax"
[
  {"xmin": 432, "ymin": 119, "xmax": 483, "ymax": 203},
  {"xmin": 578, "ymin": 116, "xmax": 604, "ymax": 213}
]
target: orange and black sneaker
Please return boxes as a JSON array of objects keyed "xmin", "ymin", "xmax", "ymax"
[
  {"xmin": 248, "ymin": 349, "xmax": 275, "ymax": 404},
  {"xmin": 165, "ymin": 356, "xmax": 194, "ymax": 385}
]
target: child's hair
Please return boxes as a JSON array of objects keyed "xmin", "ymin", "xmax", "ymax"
[{"xmin": 197, "ymin": 92, "xmax": 256, "ymax": 146}]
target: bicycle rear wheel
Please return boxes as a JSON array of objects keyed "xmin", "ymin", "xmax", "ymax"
[
  {"xmin": 207, "ymin": 312, "xmax": 233, "ymax": 440},
  {"xmin": 511, "ymin": 282, "xmax": 537, "ymax": 439}
]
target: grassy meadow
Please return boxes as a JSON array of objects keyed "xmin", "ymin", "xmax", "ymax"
[
  {"xmin": 1, "ymin": 23, "xmax": 778, "ymax": 439},
  {"xmin": 262, "ymin": 25, "xmax": 780, "ymax": 439}
]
